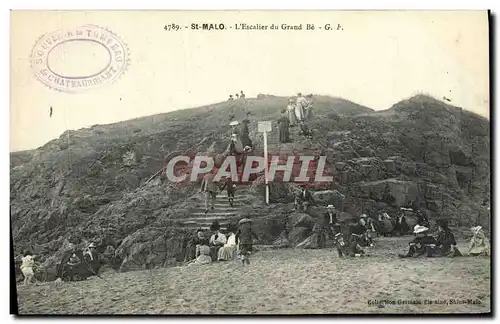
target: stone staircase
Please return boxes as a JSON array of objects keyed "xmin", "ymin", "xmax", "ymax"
[{"xmin": 181, "ymin": 184, "xmax": 252, "ymax": 230}]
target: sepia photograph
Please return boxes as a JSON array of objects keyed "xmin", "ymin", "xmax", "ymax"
[{"xmin": 9, "ymin": 10, "xmax": 491, "ymax": 315}]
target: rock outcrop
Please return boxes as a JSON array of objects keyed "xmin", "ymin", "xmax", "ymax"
[{"xmin": 10, "ymin": 94, "xmax": 490, "ymax": 276}]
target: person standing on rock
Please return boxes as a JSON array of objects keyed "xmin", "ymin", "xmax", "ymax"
[
  {"xmin": 324, "ymin": 205, "xmax": 338, "ymax": 239},
  {"xmin": 295, "ymin": 93, "xmax": 306, "ymax": 122},
  {"xmin": 286, "ymin": 98, "xmax": 298, "ymax": 127},
  {"xmin": 236, "ymin": 218, "xmax": 259, "ymax": 265},
  {"xmin": 20, "ymin": 250, "xmax": 36, "ymax": 285},
  {"xmin": 278, "ymin": 105, "xmax": 291, "ymax": 143},
  {"xmin": 201, "ymin": 168, "xmax": 219, "ymax": 213},
  {"xmin": 305, "ymin": 94, "xmax": 314, "ymax": 120},
  {"xmin": 294, "ymin": 187, "xmax": 315, "ymax": 211},
  {"xmin": 240, "ymin": 119, "xmax": 253, "ymax": 152}
]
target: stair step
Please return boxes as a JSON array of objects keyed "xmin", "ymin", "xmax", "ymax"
[
  {"xmin": 192, "ymin": 207, "xmax": 241, "ymax": 211},
  {"xmin": 191, "ymin": 212, "xmax": 237, "ymax": 216},
  {"xmin": 183, "ymin": 215, "xmax": 236, "ymax": 222}
]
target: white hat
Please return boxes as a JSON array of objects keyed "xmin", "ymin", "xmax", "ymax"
[
  {"xmin": 238, "ymin": 218, "xmax": 252, "ymax": 225},
  {"xmin": 360, "ymin": 214, "xmax": 367, "ymax": 218},
  {"xmin": 413, "ymin": 225, "xmax": 429, "ymax": 234},
  {"xmin": 87, "ymin": 243, "xmax": 96, "ymax": 248},
  {"xmin": 230, "ymin": 121, "xmax": 239, "ymax": 126},
  {"xmin": 471, "ymin": 226, "xmax": 482, "ymax": 234},
  {"xmin": 327, "ymin": 205, "xmax": 335, "ymax": 209}
]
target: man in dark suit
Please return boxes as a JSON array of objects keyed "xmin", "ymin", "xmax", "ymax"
[{"xmin": 323, "ymin": 205, "xmax": 338, "ymax": 238}]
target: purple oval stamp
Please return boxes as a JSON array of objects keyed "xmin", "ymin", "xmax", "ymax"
[{"xmin": 30, "ymin": 24, "xmax": 129, "ymax": 93}]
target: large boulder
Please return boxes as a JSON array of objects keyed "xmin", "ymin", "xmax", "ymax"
[
  {"xmin": 248, "ymin": 176, "xmax": 295, "ymax": 203},
  {"xmin": 115, "ymin": 227, "xmax": 189, "ymax": 272},
  {"xmin": 288, "ymin": 227, "xmax": 311, "ymax": 246},
  {"xmin": 272, "ymin": 231, "xmax": 291, "ymax": 248},
  {"xmin": 296, "ymin": 233, "xmax": 321, "ymax": 249}
]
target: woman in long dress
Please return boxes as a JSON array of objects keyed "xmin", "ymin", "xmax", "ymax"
[
  {"xmin": 278, "ymin": 107, "xmax": 291, "ymax": 143},
  {"xmin": 286, "ymin": 99, "xmax": 298, "ymax": 127},
  {"xmin": 468, "ymin": 226, "xmax": 490, "ymax": 256},
  {"xmin": 217, "ymin": 226, "xmax": 237, "ymax": 261}
]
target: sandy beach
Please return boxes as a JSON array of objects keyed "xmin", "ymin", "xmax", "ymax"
[{"xmin": 15, "ymin": 237, "xmax": 490, "ymax": 315}]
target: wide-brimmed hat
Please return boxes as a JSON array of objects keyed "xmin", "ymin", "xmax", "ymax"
[
  {"xmin": 327, "ymin": 205, "xmax": 335, "ymax": 209},
  {"xmin": 87, "ymin": 243, "xmax": 96, "ymax": 248},
  {"xmin": 413, "ymin": 225, "xmax": 429, "ymax": 234},
  {"xmin": 471, "ymin": 226, "xmax": 482, "ymax": 235},
  {"xmin": 289, "ymin": 99, "xmax": 295, "ymax": 103},
  {"xmin": 230, "ymin": 121, "xmax": 239, "ymax": 126},
  {"xmin": 360, "ymin": 214, "xmax": 368, "ymax": 218},
  {"xmin": 238, "ymin": 218, "xmax": 252, "ymax": 225}
]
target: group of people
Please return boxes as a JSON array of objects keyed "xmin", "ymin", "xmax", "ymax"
[
  {"xmin": 18, "ymin": 242, "xmax": 102, "ymax": 285},
  {"xmin": 200, "ymin": 169, "xmax": 237, "ymax": 213},
  {"xmin": 228, "ymin": 91, "xmax": 246, "ymax": 101},
  {"xmin": 278, "ymin": 92, "xmax": 314, "ymax": 143},
  {"xmin": 399, "ymin": 221, "xmax": 490, "ymax": 258},
  {"xmin": 184, "ymin": 219, "xmax": 259, "ymax": 266}
]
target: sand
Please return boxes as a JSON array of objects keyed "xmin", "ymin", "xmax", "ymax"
[{"xmin": 15, "ymin": 237, "xmax": 490, "ymax": 315}]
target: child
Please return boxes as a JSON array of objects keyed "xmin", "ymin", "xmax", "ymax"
[
  {"xmin": 219, "ymin": 176, "xmax": 236, "ymax": 206},
  {"xmin": 20, "ymin": 251, "xmax": 36, "ymax": 285},
  {"xmin": 236, "ymin": 218, "xmax": 259, "ymax": 265}
]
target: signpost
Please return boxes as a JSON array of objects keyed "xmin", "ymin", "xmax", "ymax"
[{"xmin": 258, "ymin": 121, "xmax": 272, "ymax": 204}]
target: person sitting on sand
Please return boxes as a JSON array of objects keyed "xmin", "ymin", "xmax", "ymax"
[
  {"xmin": 416, "ymin": 210, "xmax": 430, "ymax": 228},
  {"xmin": 184, "ymin": 229, "xmax": 210, "ymax": 262},
  {"xmin": 434, "ymin": 219, "xmax": 461, "ymax": 257},
  {"xmin": 236, "ymin": 218, "xmax": 259, "ymax": 265},
  {"xmin": 209, "ymin": 221, "xmax": 227, "ymax": 261},
  {"xmin": 188, "ymin": 245, "xmax": 212, "ymax": 266},
  {"xmin": 218, "ymin": 225, "xmax": 238, "ymax": 261},
  {"xmin": 332, "ymin": 225, "xmax": 365, "ymax": 257},
  {"xmin": 399, "ymin": 225, "xmax": 437, "ymax": 258},
  {"xmin": 468, "ymin": 226, "xmax": 490, "ymax": 256},
  {"xmin": 20, "ymin": 250, "xmax": 36, "ymax": 285}
]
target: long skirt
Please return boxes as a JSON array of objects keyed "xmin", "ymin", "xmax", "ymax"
[
  {"xmin": 218, "ymin": 246, "xmax": 236, "ymax": 261},
  {"xmin": 295, "ymin": 105, "xmax": 305, "ymax": 121},
  {"xmin": 287, "ymin": 109, "xmax": 297, "ymax": 126},
  {"xmin": 21, "ymin": 266, "xmax": 34, "ymax": 278},
  {"xmin": 278, "ymin": 117, "xmax": 290, "ymax": 143}
]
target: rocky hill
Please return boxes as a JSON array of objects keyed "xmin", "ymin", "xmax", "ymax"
[{"xmin": 10, "ymin": 94, "xmax": 490, "ymax": 277}]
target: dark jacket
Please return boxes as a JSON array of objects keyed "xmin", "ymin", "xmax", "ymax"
[
  {"xmin": 236, "ymin": 225, "xmax": 259, "ymax": 245},
  {"xmin": 410, "ymin": 235, "xmax": 437, "ymax": 246},
  {"xmin": 219, "ymin": 178, "xmax": 235, "ymax": 193},
  {"xmin": 436, "ymin": 229, "xmax": 456, "ymax": 253}
]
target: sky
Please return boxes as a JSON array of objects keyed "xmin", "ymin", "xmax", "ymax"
[{"xmin": 10, "ymin": 10, "xmax": 489, "ymax": 152}]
